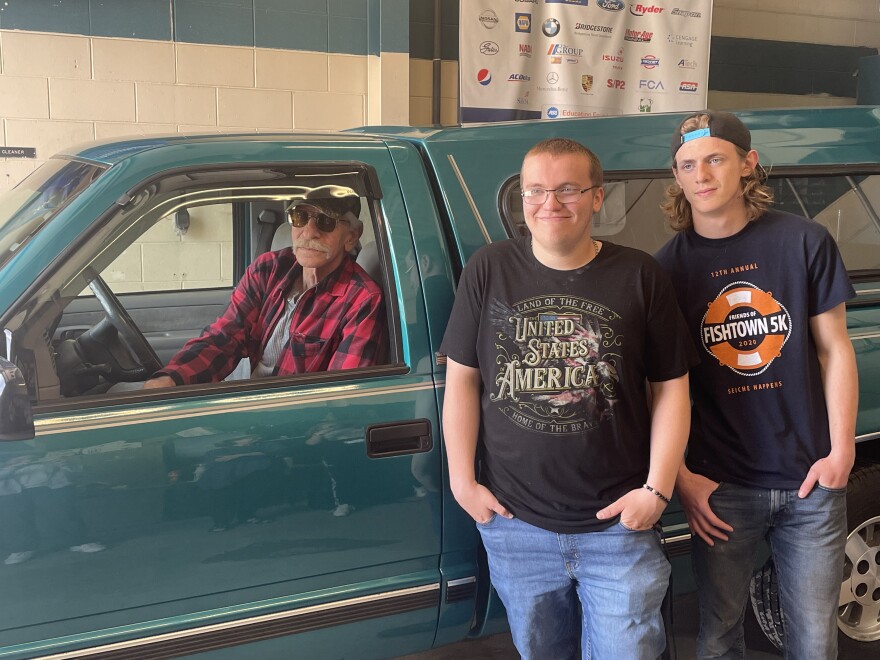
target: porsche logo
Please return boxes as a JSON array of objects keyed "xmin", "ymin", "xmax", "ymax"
[{"xmin": 581, "ymin": 75, "xmax": 594, "ymax": 93}]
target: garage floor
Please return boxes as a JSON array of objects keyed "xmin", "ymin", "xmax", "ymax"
[{"xmin": 398, "ymin": 591, "xmax": 783, "ymax": 659}]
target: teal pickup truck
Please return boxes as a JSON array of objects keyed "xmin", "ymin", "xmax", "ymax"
[{"xmin": 1, "ymin": 107, "xmax": 879, "ymax": 659}]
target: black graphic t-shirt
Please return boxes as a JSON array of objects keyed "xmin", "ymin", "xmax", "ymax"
[
  {"xmin": 655, "ymin": 210, "xmax": 855, "ymax": 489},
  {"xmin": 441, "ymin": 237, "xmax": 696, "ymax": 533}
]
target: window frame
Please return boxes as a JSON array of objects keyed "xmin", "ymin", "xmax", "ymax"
[{"xmin": 4, "ymin": 161, "xmax": 406, "ymax": 412}]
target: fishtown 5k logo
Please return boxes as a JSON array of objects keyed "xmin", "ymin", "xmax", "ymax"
[{"xmin": 701, "ymin": 282, "xmax": 791, "ymax": 376}]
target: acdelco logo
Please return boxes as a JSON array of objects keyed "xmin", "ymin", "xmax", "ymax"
[
  {"xmin": 508, "ymin": 73, "xmax": 531, "ymax": 82},
  {"xmin": 597, "ymin": 0, "xmax": 625, "ymax": 11},
  {"xmin": 679, "ymin": 81, "xmax": 699, "ymax": 92},
  {"xmin": 630, "ymin": 3, "xmax": 663, "ymax": 15}
]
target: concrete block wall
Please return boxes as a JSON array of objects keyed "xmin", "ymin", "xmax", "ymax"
[
  {"xmin": 0, "ymin": 31, "xmax": 410, "ymax": 194},
  {"xmin": 103, "ymin": 206, "xmax": 235, "ymax": 294}
]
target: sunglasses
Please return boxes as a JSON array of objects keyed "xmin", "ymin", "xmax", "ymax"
[{"xmin": 288, "ymin": 206, "xmax": 348, "ymax": 233}]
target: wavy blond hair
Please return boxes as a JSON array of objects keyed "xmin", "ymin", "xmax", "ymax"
[{"xmin": 662, "ymin": 114, "xmax": 773, "ymax": 232}]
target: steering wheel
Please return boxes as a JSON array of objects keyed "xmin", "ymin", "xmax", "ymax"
[{"xmin": 88, "ymin": 276, "xmax": 163, "ymax": 377}]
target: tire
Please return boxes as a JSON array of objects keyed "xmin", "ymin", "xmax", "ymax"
[{"xmin": 749, "ymin": 462, "xmax": 880, "ymax": 658}]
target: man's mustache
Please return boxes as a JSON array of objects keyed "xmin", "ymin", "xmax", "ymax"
[{"xmin": 293, "ymin": 239, "xmax": 331, "ymax": 254}]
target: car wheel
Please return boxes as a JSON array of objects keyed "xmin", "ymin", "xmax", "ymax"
[{"xmin": 749, "ymin": 462, "xmax": 880, "ymax": 658}]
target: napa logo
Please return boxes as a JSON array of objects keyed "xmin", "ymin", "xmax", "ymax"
[
  {"xmin": 597, "ymin": 0, "xmax": 625, "ymax": 10},
  {"xmin": 516, "ymin": 13, "xmax": 532, "ymax": 32}
]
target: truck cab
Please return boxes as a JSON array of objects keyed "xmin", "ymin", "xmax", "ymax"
[{"xmin": 0, "ymin": 106, "xmax": 878, "ymax": 658}]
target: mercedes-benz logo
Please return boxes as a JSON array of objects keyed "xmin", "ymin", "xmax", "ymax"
[{"xmin": 547, "ymin": 72, "xmax": 559, "ymax": 84}]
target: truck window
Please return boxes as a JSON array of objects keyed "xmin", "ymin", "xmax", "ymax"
[
  {"xmin": 499, "ymin": 171, "xmax": 880, "ymax": 273},
  {"xmin": 0, "ymin": 159, "xmax": 105, "ymax": 270},
  {"xmin": 766, "ymin": 174, "xmax": 880, "ymax": 273},
  {"xmin": 499, "ymin": 173, "xmax": 677, "ymax": 255},
  {"xmin": 5, "ymin": 165, "xmax": 394, "ymax": 402}
]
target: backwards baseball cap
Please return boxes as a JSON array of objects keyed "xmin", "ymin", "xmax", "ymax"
[
  {"xmin": 287, "ymin": 185, "xmax": 361, "ymax": 224},
  {"xmin": 671, "ymin": 110, "xmax": 751, "ymax": 160}
]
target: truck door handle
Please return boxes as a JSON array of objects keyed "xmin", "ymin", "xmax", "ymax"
[{"xmin": 366, "ymin": 419, "xmax": 432, "ymax": 458}]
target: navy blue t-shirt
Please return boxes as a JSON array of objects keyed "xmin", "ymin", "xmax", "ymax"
[{"xmin": 655, "ymin": 210, "xmax": 854, "ymax": 489}]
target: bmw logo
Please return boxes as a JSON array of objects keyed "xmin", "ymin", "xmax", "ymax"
[
  {"xmin": 547, "ymin": 107, "xmax": 560, "ymax": 119},
  {"xmin": 477, "ymin": 69, "xmax": 492, "ymax": 86},
  {"xmin": 542, "ymin": 18, "xmax": 560, "ymax": 37}
]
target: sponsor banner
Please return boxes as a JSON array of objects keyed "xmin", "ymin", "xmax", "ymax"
[{"xmin": 460, "ymin": 0, "xmax": 712, "ymax": 122}]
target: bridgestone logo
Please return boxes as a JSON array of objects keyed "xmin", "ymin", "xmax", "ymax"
[{"xmin": 575, "ymin": 23, "xmax": 612, "ymax": 33}]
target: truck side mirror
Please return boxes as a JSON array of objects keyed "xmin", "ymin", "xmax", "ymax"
[{"xmin": 0, "ymin": 357, "xmax": 35, "ymax": 441}]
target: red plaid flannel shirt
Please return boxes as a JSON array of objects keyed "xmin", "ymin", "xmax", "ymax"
[{"xmin": 157, "ymin": 249, "xmax": 385, "ymax": 384}]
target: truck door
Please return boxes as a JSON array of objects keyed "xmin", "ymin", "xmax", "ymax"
[{"xmin": 0, "ymin": 143, "xmax": 442, "ymax": 659}]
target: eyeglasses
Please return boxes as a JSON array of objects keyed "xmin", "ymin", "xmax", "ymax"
[
  {"xmin": 288, "ymin": 206, "xmax": 348, "ymax": 233},
  {"xmin": 520, "ymin": 185, "xmax": 600, "ymax": 205}
]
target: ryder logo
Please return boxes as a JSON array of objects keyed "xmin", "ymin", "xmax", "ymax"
[
  {"xmin": 630, "ymin": 3, "xmax": 663, "ymax": 15},
  {"xmin": 701, "ymin": 282, "xmax": 792, "ymax": 376}
]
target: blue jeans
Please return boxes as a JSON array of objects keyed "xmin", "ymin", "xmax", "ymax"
[
  {"xmin": 693, "ymin": 483, "xmax": 847, "ymax": 660},
  {"xmin": 477, "ymin": 514, "xmax": 670, "ymax": 660}
]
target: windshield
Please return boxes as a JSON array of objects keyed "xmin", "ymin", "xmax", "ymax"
[{"xmin": 0, "ymin": 159, "xmax": 106, "ymax": 270}]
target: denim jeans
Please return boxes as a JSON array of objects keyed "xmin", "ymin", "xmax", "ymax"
[
  {"xmin": 693, "ymin": 482, "xmax": 847, "ymax": 660},
  {"xmin": 477, "ymin": 514, "xmax": 670, "ymax": 660}
]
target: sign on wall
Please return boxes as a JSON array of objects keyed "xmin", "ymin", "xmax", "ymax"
[{"xmin": 460, "ymin": 1, "xmax": 712, "ymax": 122}]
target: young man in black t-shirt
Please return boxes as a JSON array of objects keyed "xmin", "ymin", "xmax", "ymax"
[
  {"xmin": 441, "ymin": 138, "xmax": 696, "ymax": 659},
  {"xmin": 655, "ymin": 111, "xmax": 857, "ymax": 659}
]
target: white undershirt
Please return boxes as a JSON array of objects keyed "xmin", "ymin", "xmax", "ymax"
[{"xmin": 252, "ymin": 289, "xmax": 301, "ymax": 378}]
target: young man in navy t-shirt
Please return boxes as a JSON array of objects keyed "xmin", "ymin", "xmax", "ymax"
[{"xmin": 655, "ymin": 111, "xmax": 858, "ymax": 659}]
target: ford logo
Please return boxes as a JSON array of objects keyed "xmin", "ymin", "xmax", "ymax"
[{"xmin": 597, "ymin": 0, "xmax": 625, "ymax": 10}]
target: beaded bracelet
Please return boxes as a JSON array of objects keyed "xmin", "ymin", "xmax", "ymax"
[{"xmin": 643, "ymin": 483, "xmax": 671, "ymax": 504}]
